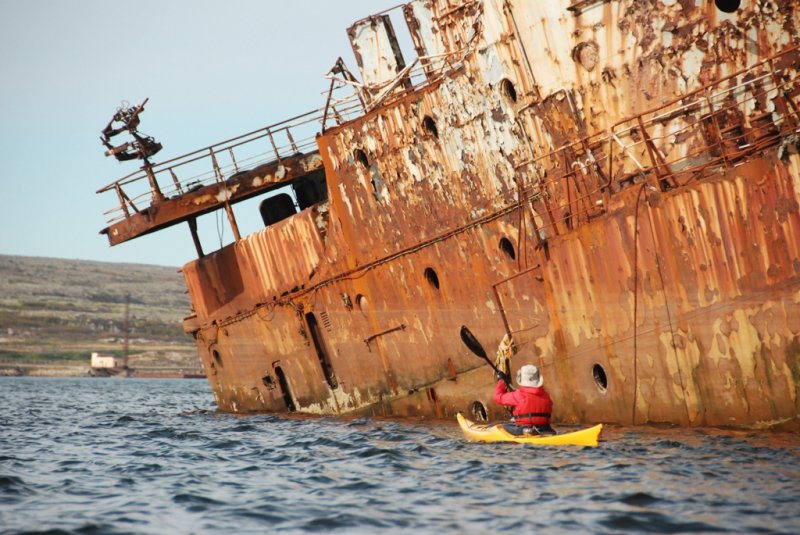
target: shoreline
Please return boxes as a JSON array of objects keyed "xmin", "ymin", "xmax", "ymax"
[{"xmin": 0, "ymin": 363, "xmax": 205, "ymax": 379}]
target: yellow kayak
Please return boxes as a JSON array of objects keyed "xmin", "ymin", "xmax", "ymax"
[{"xmin": 457, "ymin": 413, "xmax": 603, "ymax": 447}]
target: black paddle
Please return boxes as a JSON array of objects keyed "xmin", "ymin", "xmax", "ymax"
[{"xmin": 459, "ymin": 326, "xmax": 512, "ymax": 389}]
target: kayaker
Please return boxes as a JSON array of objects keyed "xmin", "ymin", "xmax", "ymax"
[{"xmin": 494, "ymin": 364, "xmax": 555, "ymax": 435}]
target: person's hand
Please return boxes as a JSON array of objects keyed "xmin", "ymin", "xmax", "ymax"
[{"xmin": 495, "ymin": 370, "xmax": 510, "ymax": 384}]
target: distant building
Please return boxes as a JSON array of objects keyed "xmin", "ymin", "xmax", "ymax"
[{"xmin": 90, "ymin": 353, "xmax": 123, "ymax": 369}]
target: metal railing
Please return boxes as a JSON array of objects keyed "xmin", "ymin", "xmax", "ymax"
[
  {"xmin": 97, "ymin": 110, "xmax": 324, "ymax": 224},
  {"xmin": 97, "ymin": 1, "xmax": 477, "ymax": 228},
  {"xmin": 514, "ymin": 46, "xmax": 799, "ymax": 240},
  {"xmin": 98, "ymin": 22, "xmax": 797, "ymax": 245},
  {"xmin": 97, "ymin": 61, "xmax": 467, "ymax": 226}
]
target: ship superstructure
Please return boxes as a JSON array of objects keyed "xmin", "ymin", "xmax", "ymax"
[{"xmin": 98, "ymin": 0, "xmax": 800, "ymax": 429}]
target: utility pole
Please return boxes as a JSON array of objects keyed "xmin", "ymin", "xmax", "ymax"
[{"xmin": 123, "ymin": 294, "xmax": 130, "ymax": 374}]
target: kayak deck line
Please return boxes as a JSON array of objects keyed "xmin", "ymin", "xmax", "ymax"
[{"xmin": 457, "ymin": 413, "xmax": 603, "ymax": 447}]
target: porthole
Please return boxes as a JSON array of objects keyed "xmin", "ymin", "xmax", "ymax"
[
  {"xmin": 422, "ymin": 115, "xmax": 439, "ymax": 139},
  {"xmin": 499, "ymin": 237, "xmax": 516, "ymax": 260},
  {"xmin": 354, "ymin": 148, "xmax": 369, "ymax": 168},
  {"xmin": 714, "ymin": 0, "xmax": 740, "ymax": 13},
  {"xmin": 471, "ymin": 401, "xmax": 488, "ymax": 422},
  {"xmin": 424, "ymin": 267, "xmax": 440, "ymax": 290},
  {"xmin": 572, "ymin": 41, "xmax": 599, "ymax": 72},
  {"xmin": 356, "ymin": 294, "xmax": 369, "ymax": 316},
  {"xmin": 592, "ymin": 363, "xmax": 608, "ymax": 393},
  {"xmin": 500, "ymin": 78, "xmax": 517, "ymax": 103}
]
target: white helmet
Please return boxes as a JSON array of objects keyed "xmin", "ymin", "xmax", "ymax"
[{"xmin": 516, "ymin": 364, "xmax": 543, "ymax": 387}]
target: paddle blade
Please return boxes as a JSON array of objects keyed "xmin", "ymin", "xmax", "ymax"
[{"xmin": 460, "ymin": 326, "xmax": 488, "ymax": 360}]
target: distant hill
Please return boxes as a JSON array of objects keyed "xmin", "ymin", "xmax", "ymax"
[{"xmin": 0, "ymin": 255, "xmax": 197, "ymax": 367}]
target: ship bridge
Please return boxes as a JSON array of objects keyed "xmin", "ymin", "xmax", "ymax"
[
  {"xmin": 96, "ymin": 1, "xmax": 472, "ymax": 257},
  {"xmin": 96, "ymin": 110, "xmax": 330, "ymax": 256}
]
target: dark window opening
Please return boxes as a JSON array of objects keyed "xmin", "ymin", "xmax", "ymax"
[
  {"xmin": 499, "ymin": 237, "xmax": 516, "ymax": 260},
  {"xmin": 354, "ymin": 149, "xmax": 369, "ymax": 168},
  {"xmin": 593, "ymin": 363, "xmax": 608, "ymax": 393},
  {"xmin": 424, "ymin": 267, "xmax": 440, "ymax": 290},
  {"xmin": 293, "ymin": 169, "xmax": 328, "ymax": 210},
  {"xmin": 305, "ymin": 312, "xmax": 338, "ymax": 389},
  {"xmin": 259, "ymin": 193, "xmax": 296, "ymax": 227},
  {"xmin": 715, "ymin": 0, "xmax": 740, "ymax": 13},
  {"xmin": 422, "ymin": 115, "xmax": 439, "ymax": 138},
  {"xmin": 258, "ymin": 170, "xmax": 329, "ymax": 228},
  {"xmin": 471, "ymin": 401, "xmax": 488, "ymax": 422},
  {"xmin": 501, "ymin": 78, "xmax": 517, "ymax": 103},
  {"xmin": 274, "ymin": 365, "xmax": 296, "ymax": 411}
]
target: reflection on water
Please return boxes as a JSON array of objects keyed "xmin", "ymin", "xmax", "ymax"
[{"xmin": 0, "ymin": 377, "xmax": 798, "ymax": 534}]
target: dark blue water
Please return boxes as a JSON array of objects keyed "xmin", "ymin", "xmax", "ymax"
[{"xmin": 1, "ymin": 377, "xmax": 798, "ymax": 534}]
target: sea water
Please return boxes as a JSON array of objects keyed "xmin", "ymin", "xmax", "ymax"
[{"xmin": 0, "ymin": 377, "xmax": 798, "ymax": 534}]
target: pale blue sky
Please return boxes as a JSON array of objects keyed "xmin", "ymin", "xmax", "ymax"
[{"xmin": 0, "ymin": 1, "xmax": 403, "ymax": 267}]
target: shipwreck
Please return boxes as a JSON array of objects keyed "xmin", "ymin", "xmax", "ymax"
[{"xmin": 97, "ymin": 0, "xmax": 800, "ymax": 429}]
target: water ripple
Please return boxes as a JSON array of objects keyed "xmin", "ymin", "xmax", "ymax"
[{"xmin": 1, "ymin": 377, "xmax": 798, "ymax": 534}]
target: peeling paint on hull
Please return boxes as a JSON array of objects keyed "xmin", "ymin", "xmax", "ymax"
[{"xmin": 99, "ymin": 0, "xmax": 800, "ymax": 429}]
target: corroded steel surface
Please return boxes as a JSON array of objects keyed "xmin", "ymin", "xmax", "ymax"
[
  {"xmin": 101, "ymin": 152, "xmax": 323, "ymax": 245},
  {"xmin": 348, "ymin": 14, "xmax": 412, "ymax": 105},
  {"xmin": 98, "ymin": 0, "xmax": 800, "ymax": 429}
]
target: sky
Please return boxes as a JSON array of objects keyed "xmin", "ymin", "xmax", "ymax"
[{"xmin": 0, "ymin": 0, "xmax": 405, "ymax": 267}]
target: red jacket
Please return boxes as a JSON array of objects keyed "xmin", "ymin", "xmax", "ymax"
[{"xmin": 494, "ymin": 380, "xmax": 553, "ymax": 425}]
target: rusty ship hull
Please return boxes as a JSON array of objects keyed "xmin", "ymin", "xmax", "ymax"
[{"xmin": 98, "ymin": 0, "xmax": 800, "ymax": 429}]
